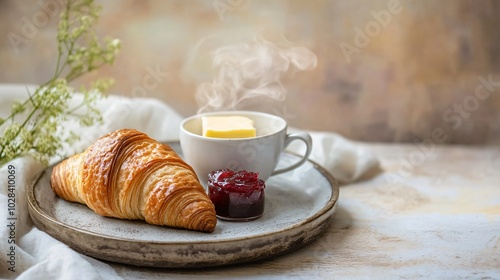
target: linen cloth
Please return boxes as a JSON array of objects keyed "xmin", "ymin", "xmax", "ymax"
[{"xmin": 0, "ymin": 84, "xmax": 379, "ymax": 279}]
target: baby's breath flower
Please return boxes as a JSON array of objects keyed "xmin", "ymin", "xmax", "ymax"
[
  {"xmin": 0, "ymin": 0, "xmax": 120, "ymax": 167},
  {"xmin": 11, "ymin": 101, "xmax": 26, "ymax": 115}
]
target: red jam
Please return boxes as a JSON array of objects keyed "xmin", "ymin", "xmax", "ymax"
[{"xmin": 208, "ymin": 169, "xmax": 266, "ymax": 221}]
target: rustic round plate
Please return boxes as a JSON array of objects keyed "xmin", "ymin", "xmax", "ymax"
[{"xmin": 26, "ymin": 142, "xmax": 339, "ymax": 268}]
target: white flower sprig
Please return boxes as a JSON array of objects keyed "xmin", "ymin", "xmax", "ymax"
[{"xmin": 0, "ymin": 0, "xmax": 121, "ymax": 166}]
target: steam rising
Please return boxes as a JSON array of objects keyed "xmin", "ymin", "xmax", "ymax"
[{"xmin": 196, "ymin": 38, "xmax": 317, "ymax": 113}]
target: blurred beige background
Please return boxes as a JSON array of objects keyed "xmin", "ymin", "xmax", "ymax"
[{"xmin": 1, "ymin": 0, "xmax": 500, "ymax": 144}]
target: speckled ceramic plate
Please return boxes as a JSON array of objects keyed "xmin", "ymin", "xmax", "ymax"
[{"xmin": 26, "ymin": 142, "xmax": 339, "ymax": 268}]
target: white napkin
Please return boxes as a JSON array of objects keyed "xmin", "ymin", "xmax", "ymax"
[
  {"xmin": 287, "ymin": 129, "xmax": 380, "ymax": 184},
  {"xmin": 0, "ymin": 84, "xmax": 380, "ymax": 279}
]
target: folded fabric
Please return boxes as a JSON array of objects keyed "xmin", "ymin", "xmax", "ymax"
[
  {"xmin": 0, "ymin": 84, "xmax": 380, "ymax": 279},
  {"xmin": 287, "ymin": 129, "xmax": 380, "ymax": 184}
]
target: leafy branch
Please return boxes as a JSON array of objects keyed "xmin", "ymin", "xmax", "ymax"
[{"xmin": 0, "ymin": 0, "xmax": 121, "ymax": 167}]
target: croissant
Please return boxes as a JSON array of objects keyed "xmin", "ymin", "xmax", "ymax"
[{"xmin": 50, "ymin": 128, "xmax": 217, "ymax": 233}]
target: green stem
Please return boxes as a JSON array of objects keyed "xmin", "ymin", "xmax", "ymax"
[
  {"xmin": 65, "ymin": 100, "xmax": 87, "ymax": 115},
  {"xmin": 53, "ymin": 52, "xmax": 64, "ymax": 81}
]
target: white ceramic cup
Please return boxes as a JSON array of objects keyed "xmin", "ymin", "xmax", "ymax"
[{"xmin": 179, "ymin": 111, "xmax": 312, "ymax": 186}]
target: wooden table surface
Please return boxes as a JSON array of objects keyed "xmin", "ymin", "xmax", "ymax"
[{"xmin": 108, "ymin": 144, "xmax": 500, "ymax": 279}]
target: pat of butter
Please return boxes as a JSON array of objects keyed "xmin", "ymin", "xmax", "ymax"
[{"xmin": 202, "ymin": 116, "xmax": 256, "ymax": 138}]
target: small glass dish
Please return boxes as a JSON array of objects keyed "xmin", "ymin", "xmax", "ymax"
[{"xmin": 208, "ymin": 169, "xmax": 266, "ymax": 221}]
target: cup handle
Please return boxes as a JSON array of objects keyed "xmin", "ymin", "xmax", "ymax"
[{"xmin": 272, "ymin": 132, "xmax": 313, "ymax": 176}]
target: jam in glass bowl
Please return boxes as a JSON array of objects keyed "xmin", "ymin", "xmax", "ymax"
[{"xmin": 208, "ymin": 169, "xmax": 266, "ymax": 221}]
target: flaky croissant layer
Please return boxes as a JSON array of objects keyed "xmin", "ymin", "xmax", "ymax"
[{"xmin": 50, "ymin": 129, "xmax": 217, "ymax": 233}]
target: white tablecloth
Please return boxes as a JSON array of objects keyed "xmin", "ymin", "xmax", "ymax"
[{"xmin": 0, "ymin": 84, "xmax": 379, "ymax": 279}]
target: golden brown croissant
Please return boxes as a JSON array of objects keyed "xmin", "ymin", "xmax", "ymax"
[{"xmin": 50, "ymin": 128, "xmax": 217, "ymax": 233}]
